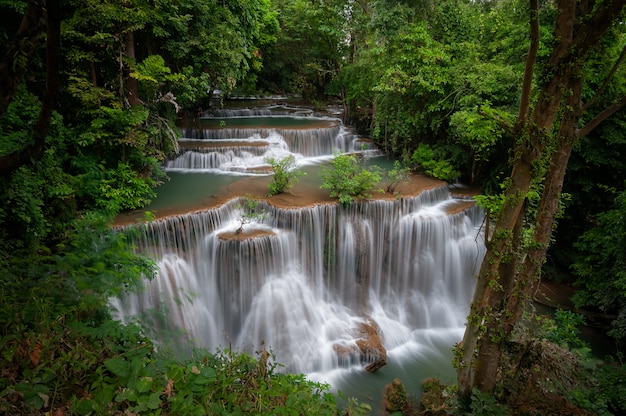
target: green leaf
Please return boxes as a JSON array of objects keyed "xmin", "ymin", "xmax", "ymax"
[
  {"xmin": 104, "ymin": 357, "xmax": 129, "ymax": 378},
  {"xmin": 146, "ymin": 392, "xmax": 162, "ymax": 410},
  {"xmin": 72, "ymin": 398, "xmax": 96, "ymax": 415},
  {"xmin": 136, "ymin": 376, "xmax": 154, "ymax": 393},
  {"xmin": 94, "ymin": 384, "xmax": 115, "ymax": 405}
]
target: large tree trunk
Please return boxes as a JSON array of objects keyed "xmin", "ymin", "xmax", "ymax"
[
  {"xmin": 458, "ymin": 0, "xmax": 626, "ymax": 399},
  {"xmin": 125, "ymin": 31, "xmax": 141, "ymax": 106}
]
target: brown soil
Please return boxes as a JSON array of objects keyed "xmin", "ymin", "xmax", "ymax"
[
  {"xmin": 444, "ymin": 200, "xmax": 477, "ymax": 215},
  {"xmin": 179, "ymin": 140, "xmax": 271, "ymax": 148},
  {"xmin": 217, "ymin": 229, "xmax": 275, "ymax": 241},
  {"xmin": 114, "ymin": 173, "xmax": 449, "ymax": 226},
  {"xmin": 532, "ymin": 280, "xmax": 577, "ymax": 310}
]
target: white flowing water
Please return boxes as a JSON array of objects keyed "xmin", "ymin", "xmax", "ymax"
[{"xmin": 112, "ymin": 108, "xmax": 486, "ymax": 408}]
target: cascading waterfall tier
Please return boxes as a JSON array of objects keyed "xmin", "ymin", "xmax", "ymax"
[
  {"xmin": 205, "ymin": 105, "xmax": 315, "ymax": 118},
  {"xmin": 113, "ymin": 186, "xmax": 486, "ymax": 375},
  {"xmin": 169, "ymin": 115, "xmax": 375, "ymax": 173}
]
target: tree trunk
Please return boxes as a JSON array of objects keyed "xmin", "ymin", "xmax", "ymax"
[
  {"xmin": 125, "ymin": 31, "xmax": 141, "ymax": 106},
  {"xmin": 501, "ymin": 75, "xmax": 583, "ymax": 335},
  {"xmin": 0, "ymin": 0, "xmax": 45, "ymax": 119},
  {"xmin": 0, "ymin": 0, "xmax": 60, "ymax": 177},
  {"xmin": 458, "ymin": 0, "xmax": 626, "ymax": 399},
  {"xmin": 457, "ymin": 151, "xmax": 536, "ymax": 397}
]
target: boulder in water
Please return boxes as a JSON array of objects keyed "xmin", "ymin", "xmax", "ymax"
[
  {"xmin": 356, "ymin": 318, "xmax": 387, "ymax": 372},
  {"xmin": 383, "ymin": 378, "xmax": 409, "ymax": 413}
]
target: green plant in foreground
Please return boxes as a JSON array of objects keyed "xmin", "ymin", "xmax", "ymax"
[
  {"xmin": 267, "ymin": 155, "xmax": 305, "ymax": 196},
  {"xmin": 320, "ymin": 153, "xmax": 383, "ymax": 207},
  {"xmin": 69, "ymin": 347, "xmax": 349, "ymax": 415}
]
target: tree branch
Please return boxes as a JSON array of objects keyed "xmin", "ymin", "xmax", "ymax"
[
  {"xmin": 572, "ymin": 0, "xmax": 626, "ymax": 54},
  {"xmin": 517, "ymin": 0, "xmax": 539, "ymax": 128},
  {"xmin": 578, "ymin": 95, "xmax": 626, "ymax": 138},
  {"xmin": 583, "ymin": 43, "xmax": 626, "ymax": 111}
]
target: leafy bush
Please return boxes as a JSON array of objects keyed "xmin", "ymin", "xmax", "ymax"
[
  {"xmin": 541, "ymin": 309, "xmax": 588, "ymax": 351},
  {"xmin": 320, "ymin": 153, "xmax": 383, "ymax": 207},
  {"xmin": 266, "ymin": 155, "xmax": 304, "ymax": 196},
  {"xmin": 71, "ymin": 346, "xmax": 343, "ymax": 415},
  {"xmin": 97, "ymin": 161, "xmax": 160, "ymax": 213},
  {"xmin": 468, "ymin": 389, "xmax": 509, "ymax": 416},
  {"xmin": 571, "ymin": 188, "xmax": 626, "ymax": 341},
  {"xmin": 408, "ymin": 144, "xmax": 460, "ymax": 182},
  {"xmin": 0, "ymin": 213, "xmax": 155, "ymax": 414},
  {"xmin": 572, "ymin": 355, "xmax": 626, "ymax": 415}
]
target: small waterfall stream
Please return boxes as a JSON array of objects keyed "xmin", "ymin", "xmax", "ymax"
[{"xmin": 113, "ymin": 105, "xmax": 486, "ymax": 407}]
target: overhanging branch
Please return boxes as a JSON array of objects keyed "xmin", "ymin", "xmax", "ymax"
[
  {"xmin": 517, "ymin": 0, "xmax": 539, "ymax": 128},
  {"xmin": 583, "ymin": 43, "xmax": 626, "ymax": 111},
  {"xmin": 578, "ymin": 95, "xmax": 626, "ymax": 138}
]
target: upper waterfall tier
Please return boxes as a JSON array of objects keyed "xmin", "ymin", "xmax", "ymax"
[
  {"xmin": 204, "ymin": 105, "xmax": 315, "ymax": 118},
  {"xmin": 170, "ymin": 115, "xmax": 377, "ymax": 173}
]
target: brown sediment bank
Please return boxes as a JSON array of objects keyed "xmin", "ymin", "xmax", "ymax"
[{"xmin": 114, "ymin": 173, "xmax": 460, "ymax": 226}]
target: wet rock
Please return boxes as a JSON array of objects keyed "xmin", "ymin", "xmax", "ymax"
[
  {"xmin": 355, "ymin": 319, "xmax": 387, "ymax": 372},
  {"xmin": 331, "ymin": 318, "xmax": 388, "ymax": 371},
  {"xmin": 384, "ymin": 378, "xmax": 409, "ymax": 413},
  {"xmin": 419, "ymin": 378, "xmax": 448, "ymax": 416},
  {"xmin": 364, "ymin": 357, "xmax": 387, "ymax": 372}
]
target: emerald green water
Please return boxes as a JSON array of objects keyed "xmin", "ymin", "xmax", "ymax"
[
  {"xmin": 147, "ymin": 172, "xmax": 241, "ymax": 210},
  {"xmin": 145, "ymin": 156, "xmax": 395, "ymax": 213}
]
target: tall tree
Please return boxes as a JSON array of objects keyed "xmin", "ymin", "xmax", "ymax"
[
  {"xmin": 0, "ymin": 0, "xmax": 59, "ymax": 176},
  {"xmin": 258, "ymin": 0, "xmax": 347, "ymax": 100},
  {"xmin": 456, "ymin": 0, "xmax": 626, "ymax": 399}
]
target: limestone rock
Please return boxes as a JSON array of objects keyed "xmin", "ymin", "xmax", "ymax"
[
  {"xmin": 355, "ymin": 318, "xmax": 387, "ymax": 372},
  {"xmin": 384, "ymin": 378, "xmax": 409, "ymax": 413}
]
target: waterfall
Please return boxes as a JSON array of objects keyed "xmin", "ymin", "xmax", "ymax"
[
  {"xmin": 206, "ymin": 105, "xmax": 314, "ymax": 118},
  {"xmin": 111, "ymin": 107, "xmax": 485, "ymax": 407},
  {"xmin": 172, "ymin": 115, "xmax": 376, "ymax": 175},
  {"xmin": 113, "ymin": 187, "xmax": 486, "ymax": 374}
]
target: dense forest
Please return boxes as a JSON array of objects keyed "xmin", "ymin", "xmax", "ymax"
[{"xmin": 1, "ymin": 0, "xmax": 626, "ymax": 414}]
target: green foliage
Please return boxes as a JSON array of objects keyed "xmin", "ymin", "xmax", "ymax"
[
  {"xmin": 70, "ymin": 348, "xmax": 345, "ymax": 416},
  {"xmin": 540, "ymin": 310, "xmax": 588, "ymax": 351},
  {"xmin": 258, "ymin": 0, "xmax": 347, "ymax": 99},
  {"xmin": 97, "ymin": 161, "xmax": 159, "ymax": 213},
  {"xmin": 266, "ymin": 155, "xmax": 304, "ymax": 196},
  {"xmin": 0, "ymin": 211, "xmax": 154, "ymax": 413},
  {"xmin": 570, "ymin": 188, "xmax": 626, "ymax": 341},
  {"xmin": 320, "ymin": 154, "xmax": 383, "ymax": 207},
  {"xmin": 569, "ymin": 355, "xmax": 626, "ymax": 416},
  {"xmin": 339, "ymin": 0, "xmax": 526, "ymax": 185},
  {"xmin": 408, "ymin": 144, "xmax": 460, "ymax": 182},
  {"xmin": 155, "ymin": 0, "xmax": 278, "ymax": 99},
  {"xmin": 0, "ymin": 85, "xmax": 41, "ymax": 154},
  {"xmin": 0, "ymin": 151, "xmax": 77, "ymax": 251},
  {"xmin": 449, "ymin": 104, "xmax": 510, "ymax": 163},
  {"xmin": 468, "ymin": 388, "xmax": 509, "ymax": 416}
]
